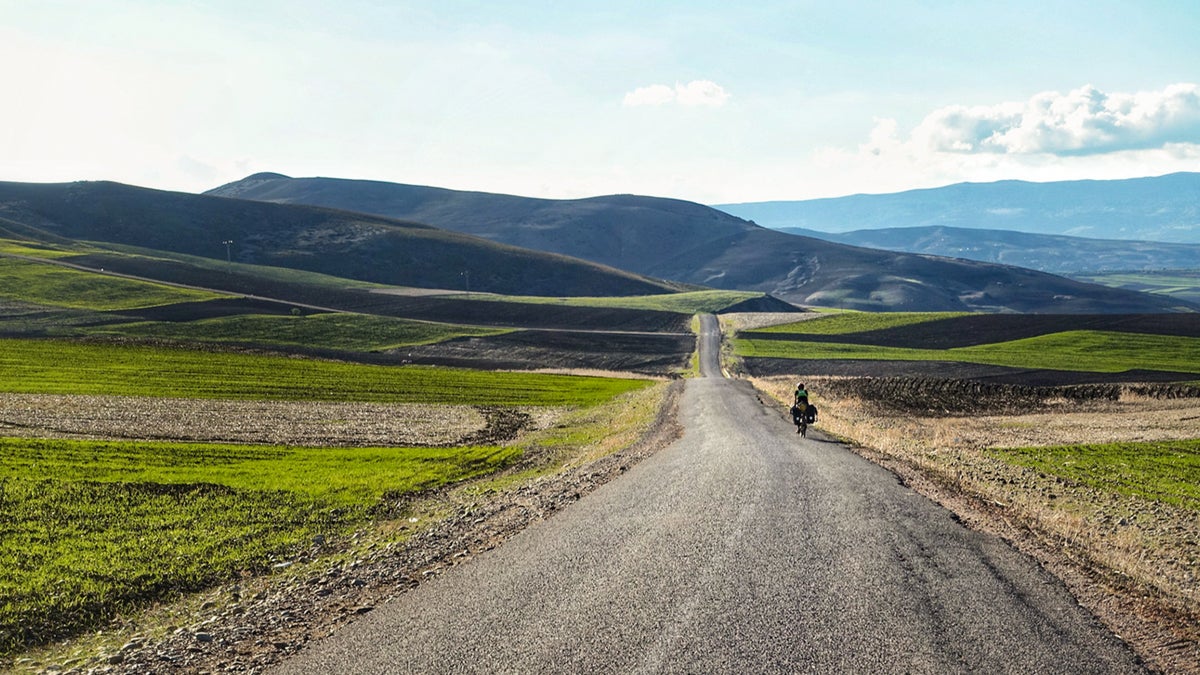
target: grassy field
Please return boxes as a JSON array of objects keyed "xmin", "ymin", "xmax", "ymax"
[
  {"xmin": 0, "ymin": 336, "xmax": 657, "ymax": 655},
  {"xmin": 0, "ymin": 256, "xmax": 228, "ymax": 310},
  {"xmin": 0, "ymin": 338, "xmax": 650, "ymax": 404},
  {"xmin": 0, "ymin": 239, "xmax": 81, "ymax": 259},
  {"xmin": 0, "ymin": 437, "xmax": 520, "ymax": 654},
  {"xmin": 750, "ymin": 311, "xmax": 970, "ymax": 335},
  {"xmin": 0, "ymin": 299, "xmax": 115, "ymax": 336},
  {"xmin": 96, "ymin": 313, "xmax": 511, "ymax": 351},
  {"xmin": 736, "ymin": 330, "xmax": 1200, "ymax": 374},
  {"xmin": 990, "ymin": 439, "xmax": 1200, "ymax": 510},
  {"xmin": 469, "ymin": 289, "xmax": 763, "ymax": 313}
]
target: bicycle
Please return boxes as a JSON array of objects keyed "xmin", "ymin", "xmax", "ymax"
[{"xmin": 791, "ymin": 402, "xmax": 816, "ymax": 437}]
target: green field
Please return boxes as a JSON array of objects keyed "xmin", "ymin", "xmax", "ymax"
[
  {"xmin": 97, "ymin": 313, "xmax": 511, "ymax": 351},
  {"xmin": 0, "ymin": 336, "xmax": 655, "ymax": 654},
  {"xmin": 991, "ymin": 439, "xmax": 1200, "ymax": 510},
  {"xmin": 0, "ymin": 239, "xmax": 81, "ymax": 259},
  {"xmin": 0, "ymin": 299, "xmax": 115, "ymax": 336},
  {"xmin": 0, "ymin": 255, "xmax": 227, "ymax": 310},
  {"xmin": 470, "ymin": 289, "xmax": 763, "ymax": 313},
  {"xmin": 751, "ymin": 311, "xmax": 969, "ymax": 335},
  {"xmin": 735, "ymin": 330, "xmax": 1200, "ymax": 374},
  {"xmin": 0, "ymin": 338, "xmax": 650, "ymax": 405},
  {"xmin": 0, "ymin": 437, "xmax": 519, "ymax": 654}
]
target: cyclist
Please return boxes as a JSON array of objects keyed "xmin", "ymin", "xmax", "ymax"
[
  {"xmin": 794, "ymin": 382, "xmax": 809, "ymax": 408},
  {"xmin": 791, "ymin": 383, "xmax": 809, "ymax": 430},
  {"xmin": 791, "ymin": 383, "xmax": 818, "ymax": 432}
]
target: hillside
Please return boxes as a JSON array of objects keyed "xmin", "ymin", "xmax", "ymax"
[
  {"xmin": 208, "ymin": 173, "xmax": 747, "ymax": 275},
  {"xmin": 0, "ymin": 180, "xmax": 680, "ymax": 298},
  {"xmin": 715, "ymin": 173, "xmax": 1200, "ymax": 244},
  {"xmin": 207, "ymin": 173, "xmax": 1196, "ymax": 313},
  {"xmin": 0, "ymin": 244, "xmax": 707, "ymax": 373},
  {"xmin": 781, "ymin": 225, "xmax": 1200, "ymax": 274}
]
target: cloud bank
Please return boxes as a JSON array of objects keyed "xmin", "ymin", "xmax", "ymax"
[
  {"xmin": 797, "ymin": 83, "xmax": 1200, "ymax": 203},
  {"xmin": 908, "ymin": 83, "xmax": 1200, "ymax": 156},
  {"xmin": 623, "ymin": 80, "xmax": 730, "ymax": 107}
]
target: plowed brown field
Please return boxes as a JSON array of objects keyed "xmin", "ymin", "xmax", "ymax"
[{"xmin": 0, "ymin": 394, "xmax": 564, "ymax": 447}]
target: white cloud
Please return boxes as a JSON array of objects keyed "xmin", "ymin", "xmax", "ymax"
[
  {"xmin": 910, "ymin": 83, "xmax": 1200, "ymax": 156},
  {"xmin": 783, "ymin": 83, "xmax": 1200, "ymax": 201},
  {"xmin": 622, "ymin": 84, "xmax": 677, "ymax": 107},
  {"xmin": 673, "ymin": 80, "xmax": 731, "ymax": 107},
  {"xmin": 622, "ymin": 80, "xmax": 730, "ymax": 107},
  {"xmin": 798, "ymin": 115, "xmax": 1200, "ymax": 204}
]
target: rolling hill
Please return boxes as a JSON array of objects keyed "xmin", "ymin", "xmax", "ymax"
[
  {"xmin": 206, "ymin": 173, "xmax": 1195, "ymax": 313},
  {"xmin": 0, "ymin": 235, "xmax": 707, "ymax": 374},
  {"xmin": 715, "ymin": 173, "xmax": 1200, "ymax": 243},
  {"xmin": 781, "ymin": 225, "xmax": 1200, "ymax": 274},
  {"xmin": 0, "ymin": 180, "xmax": 681, "ymax": 298}
]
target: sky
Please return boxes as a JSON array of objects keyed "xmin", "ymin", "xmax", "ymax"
[{"xmin": 3, "ymin": 0, "xmax": 1200, "ymax": 204}]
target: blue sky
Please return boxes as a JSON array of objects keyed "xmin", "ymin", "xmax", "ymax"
[{"xmin": 3, "ymin": 0, "xmax": 1199, "ymax": 203}]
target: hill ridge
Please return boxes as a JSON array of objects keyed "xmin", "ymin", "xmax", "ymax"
[
  {"xmin": 0, "ymin": 180, "xmax": 680, "ymax": 298},
  {"xmin": 714, "ymin": 172, "xmax": 1200, "ymax": 244},
  {"xmin": 206, "ymin": 173, "xmax": 1197, "ymax": 313},
  {"xmin": 782, "ymin": 224, "xmax": 1200, "ymax": 275}
]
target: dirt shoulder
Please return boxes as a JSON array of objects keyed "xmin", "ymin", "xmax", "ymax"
[{"xmin": 752, "ymin": 375, "xmax": 1200, "ymax": 674}]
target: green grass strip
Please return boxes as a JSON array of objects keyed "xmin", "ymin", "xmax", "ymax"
[
  {"xmin": 98, "ymin": 313, "xmax": 511, "ymax": 351},
  {"xmin": 735, "ymin": 330, "xmax": 1200, "ymax": 374},
  {"xmin": 0, "ymin": 240, "xmax": 81, "ymax": 259},
  {"xmin": 990, "ymin": 439, "xmax": 1200, "ymax": 510},
  {"xmin": 0, "ymin": 437, "xmax": 519, "ymax": 654},
  {"xmin": 752, "ymin": 311, "xmax": 970, "ymax": 335},
  {"xmin": 0, "ymin": 256, "xmax": 227, "ymax": 310},
  {"xmin": 0, "ymin": 338, "xmax": 651, "ymax": 405}
]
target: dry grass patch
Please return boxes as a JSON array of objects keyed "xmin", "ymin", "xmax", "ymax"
[{"xmin": 719, "ymin": 311, "xmax": 823, "ymax": 332}]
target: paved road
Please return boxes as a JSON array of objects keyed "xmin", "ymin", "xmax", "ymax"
[{"xmin": 274, "ymin": 315, "xmax": 1142, "ymax": 674}]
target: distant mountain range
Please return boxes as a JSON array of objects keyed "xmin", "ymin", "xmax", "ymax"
[
  {"xmin": 780, "ymin": 225, "xmax": 1200, "ymax": 274},
  {"xmin": 0, "ymin": 180, "xmax": 679, "ymax": 297},
  {"xmin": 715, "ymin": 173, "xmax": 1200, "ymax": 244},
  {"xmin": 205, "ymin": 173, "xmax": 1195, "ymax": 313}
]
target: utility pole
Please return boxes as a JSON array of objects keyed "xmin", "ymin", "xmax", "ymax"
[
  {"xmin": 222, "ymin": 240, "xmax": 234, "ymax": 264},
  {"xmin": 461, "ymin": 270, "xmax": 470, "ymax": 296}
]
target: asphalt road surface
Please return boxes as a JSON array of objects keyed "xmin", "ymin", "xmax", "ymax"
[{"xmin": 273, "ymin": 315, "xmax": 1142, "ymax": 673}]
